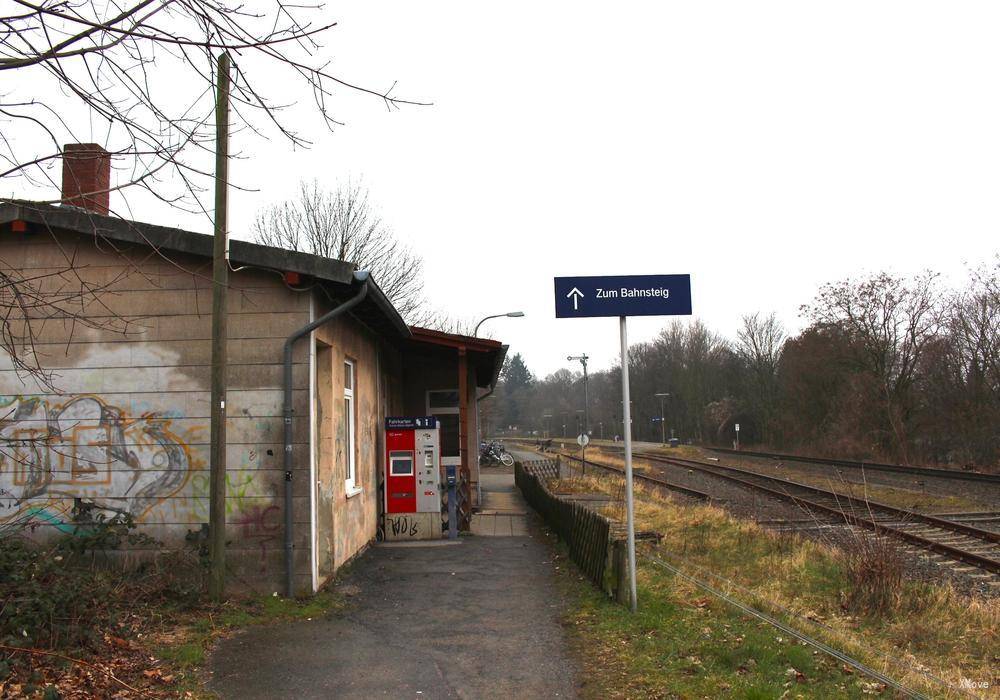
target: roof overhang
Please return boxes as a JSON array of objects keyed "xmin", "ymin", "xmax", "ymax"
[
  {"xmin": 406, "ymin": 327, "xmax": 508, "ymax": 390},
  {"xmin": 0, "ymin": 200, "xmax": 411, "ymax": 341}
]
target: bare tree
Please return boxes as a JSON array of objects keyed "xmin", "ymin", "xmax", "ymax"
[
  {"xmin": 735, "ymin": 312, "xmax": 785, "ymax": 444},
  {"xmin": 936, "ymin": 261, "xmax": 1000, "ymax": 463},
  {"xmin": 803, "ymin": 272, "xmax": 941, "ymax": 460},
  {"xmin": 1, "ymin": 0, "xmax": 424, "ymax": 385},
  {"xmin": 251, "ymin": 180, "xmax": 428, "ymax": 323},
  {"xmin": 1, "ymin": 0, "xmax": 423, "ymax": 213}
]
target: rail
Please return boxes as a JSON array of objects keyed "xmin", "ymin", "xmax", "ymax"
[
  {"xmin": 636, "ymin": 452, "xmax": 1000, "ymax": 576},
  {"xmin": 708, "ymin": 446, "xmax": 1000, "ymax": 484}
]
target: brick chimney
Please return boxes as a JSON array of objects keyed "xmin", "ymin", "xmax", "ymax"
[{"xmin": 61, "ymin": 143, "xmax": 111, "ymax": 215}]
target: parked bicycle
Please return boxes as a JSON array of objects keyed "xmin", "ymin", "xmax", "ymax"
[{"xmin": 479, "ymin": 440, "xmax": 514, "ymax": 467}]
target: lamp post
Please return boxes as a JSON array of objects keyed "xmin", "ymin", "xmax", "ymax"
[
  {"xmin": 568, "ymin": 354, "xmax": 589, "ymax": 472},
  {"xmin": 473, "ymin": 311, "xmax": 524, "ymax": 338},
  {"xmin": 655, "ymin": 392, "xmax": 670, "ymax": 445},
  {"xmin": 472, "ymin": 311, "xmax": 524, "ymax": 504}
]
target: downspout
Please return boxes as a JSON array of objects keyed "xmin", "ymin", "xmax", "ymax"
[
  {"xmin": 474, "ymin": 385, "xmax": 496, "ymax": 507},
  {"xmin": 284, "ymin": 270, "xmax": 370, "ymax": 597}
]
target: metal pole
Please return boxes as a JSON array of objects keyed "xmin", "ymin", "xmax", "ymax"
[
  {"xmin": 660, "ymin": 395, "xmax": 666, "ymax": 445},
  {"xmin": 208, "ymin": 52, "xmax": 230, "ymax": 602},
  {"xmin": 619, "ymin": 316, "xmax": 638, "ymax": 612},
  {"xmin": 582, "ymin": 358, "xmax": 589, "ymax": 471}
]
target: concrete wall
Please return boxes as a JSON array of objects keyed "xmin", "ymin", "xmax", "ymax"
[
  {"xmin": 312, "ymin": 313, "xmax": 400, "ymax": 585},
  {"xmin": 0, "ymin": 229, "xmax": 383, "ymax": 594}
]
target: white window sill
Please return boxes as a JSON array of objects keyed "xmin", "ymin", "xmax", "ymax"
[{"xmin": 345, "ymin": 486, "xmax": 363, "ymax": 499}]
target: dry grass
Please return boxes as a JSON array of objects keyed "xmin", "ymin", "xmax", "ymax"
[
  {"xmin": 836, "ymin": 530, "xmax": 906, "ymax": 614},
  {"xmin": 547, "ymin": 460, "xmax": 1000, "ymax": 698}
]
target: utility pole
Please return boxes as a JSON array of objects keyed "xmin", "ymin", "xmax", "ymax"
[
  {"xmin": 208, "ymin": 52, "xmax": 231, "ymax": 602},
  {"xmin": 568, "ymin": 354, "xmax": 589, "ymax": 472}
]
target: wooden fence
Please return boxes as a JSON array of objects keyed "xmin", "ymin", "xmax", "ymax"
[{"xmin": 515, "ymin": 461, "xmax": 611, "ymax": 590}]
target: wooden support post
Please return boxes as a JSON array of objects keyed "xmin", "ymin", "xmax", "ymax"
[
  {"xmin": 613, "ymin": 539, "xmax": 629, "ymax": 605},
  {"xmin": 208, "ymin": 52, "xmax": 231, "ymax": 602},
  {"xmin": 457, "ymin": 347, "xmax": 469, "ymax": 524}
]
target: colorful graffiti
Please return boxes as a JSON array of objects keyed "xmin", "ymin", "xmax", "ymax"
[
  {"xmin": 0, "ymin": 394, "xmax": 201, "ymax": 531},
  {"xmin": 189, "ymin": 470, "xmax": 261, "ymax": 519}
]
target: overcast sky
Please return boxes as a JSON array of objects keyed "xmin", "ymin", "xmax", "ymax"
[{"xmin": 11, "ymin": 1, "xmax": 1000, "ymax": 377}]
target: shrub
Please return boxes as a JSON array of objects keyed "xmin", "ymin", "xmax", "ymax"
[
  {"xmin": 838, "ymin": 529, "xmax": 905, "ymax": 615},
  {"xmin": 0, "ymin": 510, "xmax": 199, "ymax": 652}
]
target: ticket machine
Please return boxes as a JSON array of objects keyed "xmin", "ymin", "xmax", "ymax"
[{"xmin": 385, "ymin": 417, "xmax": 441, "ymax": 515}]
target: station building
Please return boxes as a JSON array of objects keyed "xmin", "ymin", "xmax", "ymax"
[{"xmin": 0, "ymin": 144, "xmax": 506, "ymax": 595}]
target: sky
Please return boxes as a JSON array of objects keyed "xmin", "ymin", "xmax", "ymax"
[{"xmin": 8, "ymin": 1, "xmax": 1000, "ymax": 377}]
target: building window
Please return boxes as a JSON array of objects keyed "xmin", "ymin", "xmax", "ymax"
[
  {"xmin": 344, "ymin": 359, "xmax": 358, "ymax": 493},
  {"xmin": 426, "ymin": 389, "xmax": 460, "ymax": 458}
]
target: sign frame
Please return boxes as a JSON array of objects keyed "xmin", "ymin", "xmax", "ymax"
[{"xmin": 554, "ymin": 274, "xmax": 692, "ymax": 319}]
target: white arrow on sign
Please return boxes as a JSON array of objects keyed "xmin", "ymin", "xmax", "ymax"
[{"xmin": 566, "ymin": 287, "xmax": 585, "ymax": 310}]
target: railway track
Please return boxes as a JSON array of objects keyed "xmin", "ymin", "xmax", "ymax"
[
  {"xmin": 522, "ymin": 442, "xmax": 1000, "ymax": 579},
  {"xmin": 708, "ymin": 446, "xmax": 1000, "ymax": 484},
  {"xmin": 633, "ymin": 452, "xmax": 1000, "ymax": 577},
  {"xmin": 554, "ymin": 451, "xmax": 712, "ymax": 502}
]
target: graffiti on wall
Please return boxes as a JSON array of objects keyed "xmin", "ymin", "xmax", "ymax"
[
  {"xmin": 235, "ymin": 504, "xmax": 281, "ymax": 572},
  {"xmin": 0, "ymin": 394, "xmax": 202, "ymax": 531}
]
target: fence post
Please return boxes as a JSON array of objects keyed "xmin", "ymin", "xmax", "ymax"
[
  {"xmin": 555, "ymin": 454, "xmax": 562, "ymax": 478},
  {"xmin": 612, "ymin": 539, "xmax": 630, "ymax": 606}
]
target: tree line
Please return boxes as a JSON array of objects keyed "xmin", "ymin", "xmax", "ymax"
[{"xmin": 486, "ymin": 264, "xmax": 1000, "ymax": 468}]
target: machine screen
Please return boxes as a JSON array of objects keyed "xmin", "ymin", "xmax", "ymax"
[{"xmin": 389, "ymin": 451, "xmax": 414, "ymax": 476}]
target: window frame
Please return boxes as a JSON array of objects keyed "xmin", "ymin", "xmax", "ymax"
[
  {"xmin": 426, "ymin": 389, "xmax": 461, "ymax": 460},
  {"xmin": 344, "ymin": 359, "xmax": 359, "ymax": 495}
]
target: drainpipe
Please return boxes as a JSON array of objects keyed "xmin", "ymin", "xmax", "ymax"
[
  {"xmin": 474, "ymin": 385, "xmax": 497, "ymax": 506},
  {"xmin": 284, "ymin": 270, "xmax": 370, "ymax": 597}
]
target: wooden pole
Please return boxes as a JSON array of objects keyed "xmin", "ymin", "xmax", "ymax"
[
  {"xmin": 458, "ymin": 347, "xmax": 469, "ymax": 528},
  {"xmin": 208, "ymin": 52, "xmax": 231, "ymax": 602}
]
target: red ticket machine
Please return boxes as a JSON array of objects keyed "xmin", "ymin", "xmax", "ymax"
[{"xmin": 385, "ymin": 417, "xmax": 441, "ymax": 514}]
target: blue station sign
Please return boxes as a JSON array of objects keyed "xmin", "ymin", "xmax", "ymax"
[
  {"xmin": 385, "ymin": 416, "xmax": 438, "ymax": 430},
  {"xmin": 554, "ymin": 274, "xmax": 692, "ymax": 318}
]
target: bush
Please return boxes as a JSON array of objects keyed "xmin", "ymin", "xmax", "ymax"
[
  {"xmin": 838, "ymin": 529, "xmax": 905, "ymax": 615},
  {"xmin": 0, "ymin": 510, "xmax": 199, "ymax": 652}
]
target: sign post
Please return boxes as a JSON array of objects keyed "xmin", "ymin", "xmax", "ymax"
[
  {"xmin": 735, "ymin": 422, "xmax": 740, "ymax": 450},
  {"xmin": 555, "ymin": 274, "xmax": 692, "ymax": 613}
]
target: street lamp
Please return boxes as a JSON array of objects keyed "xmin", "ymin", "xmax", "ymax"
[
  {"xmin": 655, "ymin": 392, "xmax": 670, "ymax": 445},
  {"xmin": 472, "ymin": 310, "xmax": 525, "ymax": 495},
  {"xmin": 473, "ymin": 311, "xmax": 524, "ymax": 338}
]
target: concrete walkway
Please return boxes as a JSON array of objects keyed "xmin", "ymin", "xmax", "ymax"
[
  {"xmin": 209, "ymin": 473, "xmax": 579, "ymax": 699},
  {"xmin": 470, "ymin": 471, "xmax": 529, "ymax": 536}
]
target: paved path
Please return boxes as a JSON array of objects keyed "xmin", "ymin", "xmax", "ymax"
[
  {"xmin": 470, "ymin": 471, "xmax": 529, "ymax": 536},
  {"xmin": 210, "ymin": 471, "xmax": 579, "ymax": 699}
]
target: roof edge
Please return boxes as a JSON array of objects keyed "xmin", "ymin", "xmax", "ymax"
[{"xmin": 1, "ymin": 199, "xmax": 411, "ymax": 340}]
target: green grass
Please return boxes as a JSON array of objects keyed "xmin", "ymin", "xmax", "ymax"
[
  {"xmin": 151, "ymin": 590, "xmax": 345, "ymax": 696},
  {"xmin": 562, "ymin": 555, "xmax": 878, "ymax": 699}
]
